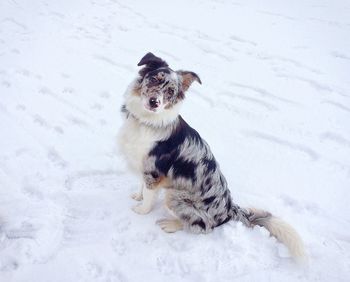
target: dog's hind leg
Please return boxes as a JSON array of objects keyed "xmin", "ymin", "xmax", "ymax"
[
  {"xmin": 156, "ymin": 218, "xmax": 183, "ymax": 233},
  {"xmin": 160, "ymin": 190, "xmax": 214, "ymax": 234}
]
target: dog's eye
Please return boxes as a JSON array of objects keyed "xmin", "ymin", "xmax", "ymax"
[
  {"xmin": 149, "ymin": 77, "xmax": 157, "ymax": 83},
  {"xmin": 167, "ymin": 88, "xmax": 175, "ymax": 95}
]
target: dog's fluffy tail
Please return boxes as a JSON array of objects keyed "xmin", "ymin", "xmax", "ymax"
[{"xmin": 234, "ymin": 206, "xmax": 306, "ymax": 261}]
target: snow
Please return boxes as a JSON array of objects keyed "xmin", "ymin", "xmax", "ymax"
[{"xmin": 0, "ymin": 0, "xmax": 350, "ymax": 281}]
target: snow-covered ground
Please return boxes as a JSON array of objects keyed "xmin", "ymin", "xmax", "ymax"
[{"xmin": 1, "ymin": 0, "xmax": 350, "ymax": 281}]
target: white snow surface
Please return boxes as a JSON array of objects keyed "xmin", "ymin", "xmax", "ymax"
[{"xmin": 1, "ymin": 0, "xmax": 350, "ymax": 281}]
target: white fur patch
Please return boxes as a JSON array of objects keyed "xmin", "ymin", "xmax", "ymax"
[{"xmin": 118, "ymin": 117, "xmax": 167, "ymax": 173}]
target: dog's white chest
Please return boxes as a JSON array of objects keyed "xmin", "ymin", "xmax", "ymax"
[{"xmin": 118, "ymin": 118, "xmax": 161, "ymax": 173}]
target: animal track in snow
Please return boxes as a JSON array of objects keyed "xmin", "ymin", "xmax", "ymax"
[
  {"xmin": 62, "ymin": 87, "xmax": 74, "ymax": 94},
  {"xmin": 47, "ymin": 148, "xmax": 68, "ymax": 169},
  {"xmin": 279, "ymin": 194, "xmax": 322, "ymax": 215},
  {"xmin": 320, "ymin": 132, "xmax": 350, "ymax": 149},
  {"xmin": 1, "ymin": 80, "xmax": 11, "ymax": 88},
  {"xmin": 229, "ymin": 35, "xmax": 257, "ymax": 46},
  {"xmin": 111, "ymin": 237, "xmax": 127, "ymax": 256},
  {"xmin": 38, "ymin": 86, "xmax": 91, "ymax": 117},
  {"xmin": 21, "ymin": 185, "xmax": 44, "ymax": 200},
  {"xmin": 1, "ymin": 17, "xmax": 28, "ymax": 30},
  {"xmin": 322, "ymin": 100, "xmax": 350, "ymax": 114},
  {"xmin": 258, "ymin": 10, "xmax": 297, "ymax": 21},
  {"xmin": 0, "ymin": 256, "xmax": 19, "ymax": 272},
  {"xmin": 331, "ymin": 51, "xmax": 350, "ymax": 60},
  {"xmin": 156, "ymin": 254, "xmax": 191, "ymax": 277},
  {"xmin": 91, "ymin": 103, "xmax": 104, "ymax": 110},
  {"xmin": 260, "ymin": 54, "xmax": 323, "ymax": 74},
  {"xmin": 32, "ymin": 114, "xmax": 50, "ymax": 129},
  {"xmin": 16, "ymin": 68, "xmax": 31, "ymax": 77},
  {"xmin": 67, "ymin": 116, "xmax": 89, "ymax": 128},
  {"xmin": 217, "ymin": 91, "xmax": 279, "ymax": 111},
  {"xmin": 11, "ymin": 48, "xmax": 20, "ymax": 54},
  {"xmin": 156, "ymin": 254, "xmax": 175, "ymax": 275},
  {"xmin": 49, "ymin": 11, "xmax": 65, "ymax": 20},
  {"xmin": 53, "ymin": 126, "xmax": 64, "ymax": 134},
  {"xmin": 16, "ymin": 104, "xmax": 26, "ymax": 111},
  {"xmin": 115, "ymin": 217, "xmax": 131, "ymax": 234},
  {"xmin": 99, "ymin": 91, "xmax": 110, "ymax": 99},
  {"xmin": 277, "ymin": 74, "xmax": 334, "ymax": 93},
  {"xmin": 3, "ymin": 222, "xmax": 37, "ymax": 240},
  {"xmin": 92, "ymin": 54, "xmax": 134, "ymax": 73},
  {"xmin": 64, "ymin": 169, "xmax": 125, "ymax": 191},
  {"xmin": 308, "ymin": 17, "xmax": 350, "ymax": 29},
  {"xmin": 242, "ymin": 130, "xmax": 319, "ymax": 161},
  {"xmin": 229, "ymin": 82, "xmax": 299, "ymax": 105},
  {"xmin": 61, "ymin": 73, "xmax": 70, "ymax": 79},
  {"xmin": 85, "ymin": 261, "xmax": 103, "ymax": 279}
]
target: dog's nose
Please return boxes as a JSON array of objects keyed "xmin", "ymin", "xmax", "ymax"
[{"xmin": 149, "ymin": 97, "xmax": 160, "ymax": 108}]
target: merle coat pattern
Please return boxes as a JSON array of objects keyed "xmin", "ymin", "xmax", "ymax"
[
  {"xmin": 118, "ymin": 52, "xmax": 305, "ymax": 259},
  {"xmin": 142, "ymin": 116, "xmax": 252, "ymax": 233}
]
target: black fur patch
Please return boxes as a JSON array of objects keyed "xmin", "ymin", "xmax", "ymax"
[
  {"xmin": 192, "ymin": 219, "xmax": 206, "ymax": 230},
  {"xmin": 225, "ymin": 198, "xmax": 232, "ymax": 211},
  {"xmin": 177, "ymin": 90, "xmax": 185, "ymax": 101},
  {"xmin": 202, "ymin": 158, "xmax": 217, "ymax": 173},
  {"xmin": 137, "ymin": 52, "xmax": 169, "ymax": 79},
  {"xmin": 172, "ymin": 158, "xmax": 196, "ymax": 180},
  {"xmin": 219, "ymin": 174, "xmax": 227, "ymax": 187},
  {"xmin": 184, "ymin": 198, "xmax": 193, "ymax": 205},
  {"xmin": 200, "ymin": 178, "xmax": 212, "ymax": 196},
  {"xmin": 203, "ymin": 196, "xmax": 216, "ymax": 205},
  {"xmin": 146, "ymin": 68, "xmax": 171, "ymax": 78},
  {"xmin": 154, "ymin": 152, "xmax": 176, "ymax": 176},
  {"xmin": 161, "ymin": 80, "xmax": 170, "ymax": 88},
  {"xmin": 215, "ymin": 215, "xmax": 232, "ymax": 227},
  {"xmin": 205, "ymin": 178, "xmax": 211, "ymax": 186},
  {"xmin": 232, "ymin": 206, "xmax": 238, "ymax": 216},
  {"xmin": 181, "ymin": 214, "xmax": 191, "ymax": 221},
  {"xmin": 149, "ymin": 116, "xmax": 202, "ymax": 178}
]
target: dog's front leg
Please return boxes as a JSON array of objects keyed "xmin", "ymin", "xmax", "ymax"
[
  {"xmin": 132, "ymin": 183, "xmax": 159, "ymax": 215},
  {"xmin": 132, "ymin": 156, "xmax": 162, "ymax": 215},
  {"xmin": 131, "ymin": 181, "xmax": 144, "ymax": 201},
  {"xmin": 132, "ymin": 154, "xmax": 172, "ymax": 215}
]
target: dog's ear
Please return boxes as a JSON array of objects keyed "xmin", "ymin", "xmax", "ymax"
[
  {"xmin": 137, "ymin": 52, "xmax": 168, "ymax": 68},
  {"xmin": 176, "ymin": 70, "xmax": 202, "ymax": 92},
  {"xmin": 137, "ymin": 52, "xmax": 168, "ymax": 77}
]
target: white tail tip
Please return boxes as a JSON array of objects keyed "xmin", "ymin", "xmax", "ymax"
[{"xmin": 249, "ymin": 208, "xmax": 307, "ymax": 262}]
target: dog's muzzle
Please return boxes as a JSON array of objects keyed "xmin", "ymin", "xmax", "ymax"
[{"xmin": 149, "ymin": 97, "xmax": 160, "ymax": 109}]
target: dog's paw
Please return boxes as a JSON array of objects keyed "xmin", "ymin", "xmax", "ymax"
[
  {"xmin": 130, "ymin": 192, "xmax": 143, "ymax": 201},
  {"xmin": 156, "ymin": 218, "xmax": 183, "ymax": 233},
  {"xmin": 132, "ymin": 204, "xmax": 152, "ymax": 215}
]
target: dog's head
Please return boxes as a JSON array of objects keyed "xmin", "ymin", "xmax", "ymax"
[{"xmin": 125, "ymin": 52, "xmax": 201, "ymax": 126}]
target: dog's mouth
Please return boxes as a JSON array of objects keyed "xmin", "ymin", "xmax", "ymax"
[{"xmin": 145, "ymin": 106, "xmax": 158, "ymax": 113}]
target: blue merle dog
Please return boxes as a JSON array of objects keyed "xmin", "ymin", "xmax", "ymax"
[{"xmin": 118, "ymin": 52, "xmax": 305, "ymax": 260}]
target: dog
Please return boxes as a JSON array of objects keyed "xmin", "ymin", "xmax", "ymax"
[{"xmin": 118, "ymin": 52, "xmax": 305, "ymax": 260}]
